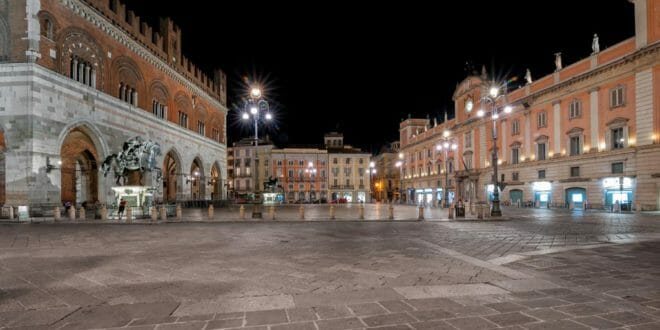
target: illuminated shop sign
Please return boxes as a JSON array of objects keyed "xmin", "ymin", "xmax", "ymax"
[
  {"xmin": 532, "ymin": 181, "xmax": 552, "ymax": 191},
  {"xmin": 602, "ymin": 177, "xmax": 632, "ymax": 189}
]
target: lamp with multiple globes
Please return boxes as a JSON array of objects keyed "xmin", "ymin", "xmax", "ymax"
[
  {"xmin": 476, "ymin": 81, "xmax": 512, "ymax": 217},
  {"xmin": 435, "ymin": 131, "xmax": 457, "ymax": 208}
]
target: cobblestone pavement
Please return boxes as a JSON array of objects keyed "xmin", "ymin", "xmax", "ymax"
[{"xmin": 0, "ymin": 207, "xmax": 659, "ymax": 329}]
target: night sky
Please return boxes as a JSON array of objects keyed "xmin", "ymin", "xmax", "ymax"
[{"xmin": 125, "ymin": 1, "xmax": 635, "ymax": 153}]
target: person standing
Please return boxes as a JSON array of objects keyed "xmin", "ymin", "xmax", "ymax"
[{"xmin": 118, "ymin": 198, "xmax": 127, "ymax": 220}]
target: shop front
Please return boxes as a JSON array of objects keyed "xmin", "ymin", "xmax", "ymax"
[
  {"xmin": 565, "ymin": 187, "xmax": 587, "ymax": 209},
  {"xmin": 415, "ymin": 188, "xmax": 434, "ymax": 205},
  {"xmin": 532, "ymin": 181, "xmax": 552, "ymax": 208},
  {"xmin": 602, "ymin": 177, "xmax": 633, "ymax": 210},
  {"xmin": 510, "ymin": 189, "xmax": 523, "ymax": 205}
]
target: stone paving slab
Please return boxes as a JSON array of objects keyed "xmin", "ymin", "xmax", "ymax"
[
  {"xmin": 393, "ymin": 283, "xmax": 508, "ymax": 299},
  {"xmin": 1, "ymin": 211, "xmax": 660, "ymax": 329}
]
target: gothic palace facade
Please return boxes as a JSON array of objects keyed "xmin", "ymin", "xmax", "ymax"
[{"xmin": 0, "ymin": 0, "xmax": 228, "ymax": 213}]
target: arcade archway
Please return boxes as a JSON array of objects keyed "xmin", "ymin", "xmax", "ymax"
[
  {"xmin": 210, "ymin": 162, "xmax": 221, "ymax": 200},
  {"xmin": 60, "ymin": 127, "xmax": 100, "ymax": 206},
  {"xmin": 163, "ymin": 150, "xmax": 181, "ymax": 202},
  {"xmin": 190, "ymin": 158, "xmax": 204, "ymax": 200}
]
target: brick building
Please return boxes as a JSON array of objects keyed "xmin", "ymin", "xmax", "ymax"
[
  {"xmin": 399, "ymin": 0, "xmax": 660, "ymax": 210},
  {"xmin": 0, "ymin": 0, "xmax": 228, "ymax": 212}
]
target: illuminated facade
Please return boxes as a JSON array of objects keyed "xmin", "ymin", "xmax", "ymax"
[{"xmin": 400, "ymin": 0, "xmax": 660, "ymax": 210}]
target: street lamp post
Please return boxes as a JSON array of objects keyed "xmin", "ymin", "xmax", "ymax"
[
  {"xmin": 395, "ymin": 152, "xmax": 404, "ymax": 204},
  {"xmin": 367, "ymin": 161, "xmax": 376, "ymax": 202},
  {"xmin": 305, "ymin": 161, "xmax": 317, "ymax": 202},
  {"xmin": 242, "ymin": 87, "xmax": 273, "ymax": 199},
  {"xmin": 477, "ymin": 83, "xmax": 512, "ymax": 217},
  {"xmin": 435, "ymin": 130, "xmax": 457, "ymax": 208}
]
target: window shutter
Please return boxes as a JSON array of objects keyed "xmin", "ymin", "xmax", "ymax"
[{"xmin": 623, "ymin": 126, "xmax": 629, "ymax": 147}]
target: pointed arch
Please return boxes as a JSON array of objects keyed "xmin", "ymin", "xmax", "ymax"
[
  {"xmin": 59, "ymin": 124, "xmax": 106, "ymax": 205},
  {"xmin": 190, "ymin": 156, "xmax": 205, "ymax": 200},
  {"xmin": 162, "ymin": 148, "xmax": 182, "ymax": 202},
  {"xmin": 210, "ymin": 161, "xmax": 222, "ymax": 200}
]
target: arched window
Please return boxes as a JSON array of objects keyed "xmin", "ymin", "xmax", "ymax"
[
  {"xmin": 41, "ymin": 19, "xmax": 54, "ymax": 39},
  {"xmin": 69, "ymin": 56, "xmax": 95, "ymax": 87}
]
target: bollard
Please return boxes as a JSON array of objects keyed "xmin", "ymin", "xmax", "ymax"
[
  {"xmin": 126, "ymin": 207, "xmax": 132, "ymax": 223},
  {"xmin": 176, "ymin": 204, "xmax": 182, "ymax": 221},
  {"xmin": 269, "ymin": 205, "xmax": 275, "ymax": 220},
  {"xmin": 388, "ymin": 203, "xmax": 394, "ymax": 220},
  {"xmin": 359, "ymin": 204, "xmax": 365, "ymax": 220},
  {"xmin": 79, "ymin": 207, "xmax": 86, "ymax": 221},
  {"xmin": 8, "ymin": 206, "xmax": 13, "ymax": 220},
  {"xmin": 160, "ymin": 206, "xmax": 167, "ymax": 221},
  {"xmin": 299, "ymin": 205, "xmax": 305, "ymax": 220},
  {"xmin": 448, "ymin": 205, "xmax": 454, "ymax": 220},
  {"xmin": 239, "ymin": 205, "xmax": 245, "ymax": 220},
  {"xmin": 68, "ymin": 207, "xmax": 76, "ymax": 221},
  {"xmin": 418, "ymin": 206, "xmax": 424, "ymax": 220},
  {"xmin": 54, "ymin": 207, "xmax": 61, "ymax": 221},
  {"xmin": 208, "ymin": 204, "xmax": 214, "ymax": 219},
  {"xmin": 150, "ymin": 207, "xmax": 158, "ymax": 222},
  {"xmin": 100, "ymin": 205, "xmax": 107, "ymax": 221},
  {"xmin": 478, "ymin": 205, "xmax": 484, "ymax": 219},
  {"xmin": 329, "ymin": 205, "xmax": 335, "ymax": 220}
]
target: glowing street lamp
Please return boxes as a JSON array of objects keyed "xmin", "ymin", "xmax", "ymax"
[
  {"xmin": 477, "ymin": 80, "xmax": 512, "ymax": 217},
  {"xmin": 436, "ymin": 132, "xmax": 457, "ymax": 208}
]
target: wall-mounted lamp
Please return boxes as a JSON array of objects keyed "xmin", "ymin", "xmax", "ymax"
[
  {"xmin": 46, "ymin": 156, "xmax": 62, "ymax": 173},
  {"xmin": 186, "ymin": 171, "xmax": 200, "ymax": 184}
]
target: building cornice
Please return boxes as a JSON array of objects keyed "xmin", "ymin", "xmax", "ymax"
[
  {"xmin": 518, "ymin": 41, "xmax": 660, "ymax": 106},
  {"xmin": 61, "ymin": 0, "xmax": 227, "ymax": 113}
]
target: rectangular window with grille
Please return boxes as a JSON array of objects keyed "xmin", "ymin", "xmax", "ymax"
[
  {"xmin": 465, "ymin": 131, "xmax": 472, "ymax": 148},
  {"xmin": 512, "ymin": 172, "xmax": 519, "ymax": 181},
  {"xmin": 570, "ymin": 166, "xmax": 580, "ymax": 177},
  {"xmin": 612, "ymin": 162, "xmax": 624, "ymax": 174},
  {"xmin": 538, "ymin": 170, "xmax": 546, "ymax": 179},
  {"xmin": 610, "ymin": 86, "xmax": 625, "ymax": 108}
]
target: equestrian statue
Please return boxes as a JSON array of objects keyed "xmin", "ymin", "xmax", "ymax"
[{"xmin": 101, "ymin": 136, "xmax": 162, "ymax": 186}]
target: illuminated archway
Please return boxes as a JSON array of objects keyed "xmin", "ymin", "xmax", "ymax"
[
  {"xmin": 163, "ymin": 149, "xmax": 181, "ymax": 202},
  {"xmin": 210, "ymin": 162, "xmax": 221, "ymax": 200},
  {"xmin": 190, "ymin": 157, "xmax": 205, "ymax": 200},
  {"xmin": 60, "ymin": 127, "xmax": 100, "ymax": 205}
]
